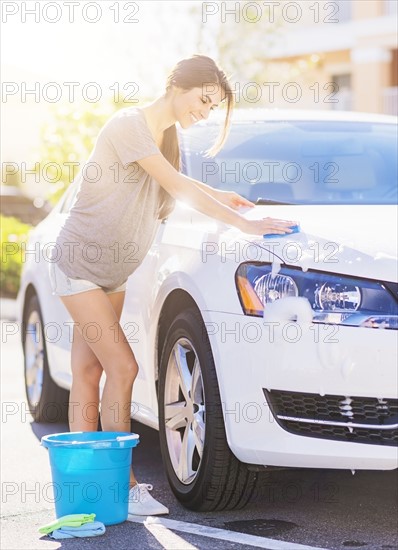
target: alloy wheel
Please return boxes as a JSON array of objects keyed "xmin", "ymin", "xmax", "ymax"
[{"xmin": 163, "ymin": 337, "xmax": 205, "ymax": 484}]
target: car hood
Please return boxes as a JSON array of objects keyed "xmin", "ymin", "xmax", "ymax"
[{"xmin": 229, "ymin": 204, "xmax": 397, "ymax": 282}]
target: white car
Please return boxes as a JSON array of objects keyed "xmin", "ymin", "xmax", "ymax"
[{"xmin": 17, "ymin": 109, "xmax": 398, "ymax": 511}]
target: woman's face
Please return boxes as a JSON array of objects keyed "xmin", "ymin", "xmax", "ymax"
[{"xmin": 172, "ymin": 85, "xmax": 225, "ymax": 129}]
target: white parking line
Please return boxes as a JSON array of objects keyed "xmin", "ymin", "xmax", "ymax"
[
  {"xmin": 127, "ymin": 515, "xmax": 329, "ymax": 550},
  {"xmin": 144, "ymin": 519, "xmax": 199, "ymax": 550}
]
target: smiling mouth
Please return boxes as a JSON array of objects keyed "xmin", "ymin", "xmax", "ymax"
[{"xmin": 190, "ymin": 113, "xmax": 199, "ymax": 123}]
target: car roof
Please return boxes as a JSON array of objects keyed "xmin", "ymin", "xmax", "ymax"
[{"xmin": 197, "ymin": 108, "xmax": 397, "ymax": 125}]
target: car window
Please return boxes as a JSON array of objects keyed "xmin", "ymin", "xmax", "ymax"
[{"xmin": 180, "ymin": 121, "xmax": 398, "ymax": 205}]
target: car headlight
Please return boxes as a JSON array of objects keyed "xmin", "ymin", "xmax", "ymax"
[{"xmin": 236, "ymin": 263, "xmax": 398, "ymax": 329}]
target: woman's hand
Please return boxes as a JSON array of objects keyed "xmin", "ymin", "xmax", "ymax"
[
  {"xmin": 238, "ymin": 216, "xmax": 298, "ymax": 236},
  {"xmin": 210, "ymin": 190, "xmax": 297, "ymax": 236},
  {"xmin": 213, "ymin": 189, "xmax": 255, "ymax": 210}
]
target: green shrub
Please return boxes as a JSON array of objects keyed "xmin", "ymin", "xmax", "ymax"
[{"xmin": 0, "ymin": 215, "xmax": 33, "ymax": 298}]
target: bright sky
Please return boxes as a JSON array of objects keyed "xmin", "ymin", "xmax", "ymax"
[{"xmin": 2, "ymin": 1, "xmax": 206, "ymax": 92}]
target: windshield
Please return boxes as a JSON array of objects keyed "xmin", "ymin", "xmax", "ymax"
[{"xmin": 180, "ymin": 120, "xmax": 398, "ymax": 205}]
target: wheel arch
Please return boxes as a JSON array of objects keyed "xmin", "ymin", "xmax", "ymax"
[{"xmin": 156, "ymin": 289, "xmax": 203, "ymax": 385}]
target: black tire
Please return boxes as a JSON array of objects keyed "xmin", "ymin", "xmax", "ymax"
[
  {"xmin": 22, "ymin": 293, "xmax": 69, "ymax": 423},
  {"xmin": 158, "ymin": 308, "xmax": 267, "ymax": 511}
]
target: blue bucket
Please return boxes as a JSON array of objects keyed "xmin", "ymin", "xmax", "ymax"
[{"xmin": 41, "ymin": 431, "xmax": 139, "ymax": 525}]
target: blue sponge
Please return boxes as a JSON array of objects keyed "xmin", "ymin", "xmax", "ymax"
[{"xmin": 263, "ymin": 224, "xmax": 300, "ymax": 239}]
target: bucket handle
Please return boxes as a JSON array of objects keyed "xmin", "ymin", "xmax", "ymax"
[{"xmin": 116, "ymin": 434, "xmax": 139, "ymax": 442}]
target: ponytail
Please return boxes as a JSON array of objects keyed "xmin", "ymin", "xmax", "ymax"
[
  {"xmin": 157, "ymin": 125, "xmax": 179, "ymax": 220},
  {"xmin": 160, "ymin": 124, "xmax": 180, "ymax": 171}
]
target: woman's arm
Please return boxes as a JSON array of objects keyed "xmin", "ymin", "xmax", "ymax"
[
  {"xmin": 185, "ymin": 176, "xmax": 218, "ymax": 198},
  {"xmin": 189, "ymin": 177, "xmax": 256, "ymax": 210},
  {"xmin": 137, "ymin": 154, "xmax": 296, "ymax": 236}
]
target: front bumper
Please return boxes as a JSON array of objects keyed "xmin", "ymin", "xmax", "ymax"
[{"xmin": 204, "ymin": 311, "xmax": 398, "ymax": 470}]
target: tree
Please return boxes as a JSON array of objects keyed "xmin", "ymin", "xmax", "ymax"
[{"xmin": 190, "ymin": 1, "xmax": 284, "ymax": 96}]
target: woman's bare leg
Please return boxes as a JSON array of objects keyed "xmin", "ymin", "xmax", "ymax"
[
  {"xmin": 69, "ymin": 323, "xmax": 102, "ymax": 431},
  {"xmin": 60, "ymin": 288, "xmax": 138, "ymax": 486}
]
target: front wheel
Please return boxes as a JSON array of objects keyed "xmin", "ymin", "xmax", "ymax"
[{"xmin": 158, "ymin": 308, "xmax": 265, "ymax": 511}]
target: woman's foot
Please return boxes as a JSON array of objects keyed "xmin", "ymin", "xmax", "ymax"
[{"xmin": 128, "ymin": 483, "xmax": 169, "ymax": 516}]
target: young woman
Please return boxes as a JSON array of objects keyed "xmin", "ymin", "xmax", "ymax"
[{"xmin": 48, "ymin": 55, "xmax": 296, "ymax": 515}]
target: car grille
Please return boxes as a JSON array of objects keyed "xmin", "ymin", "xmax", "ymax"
[{"xmin": 263, "ymin": 389, "xmax": 398, "ymax": 446}]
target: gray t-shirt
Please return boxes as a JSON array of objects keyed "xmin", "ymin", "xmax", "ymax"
[{"xmin": 51, "ymin": 107, "xmax": 175, "ymax": 289}]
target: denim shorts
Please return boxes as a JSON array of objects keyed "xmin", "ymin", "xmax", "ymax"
[{"xmin": 48, "ymin": 262, "xmax": 127, "ymax": 297}]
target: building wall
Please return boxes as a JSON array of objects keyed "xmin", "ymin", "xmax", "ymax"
[{"xmin": 268, "ymin": 0, "xmax": 397, "ymax": 114}]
